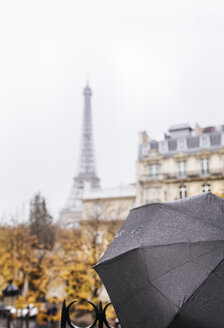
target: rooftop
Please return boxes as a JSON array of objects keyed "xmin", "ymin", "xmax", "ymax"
[
  {"xmin": 83, "ymin": 184, "xmax": 136, "ymax": 200},
  {"xmin": 169, "ymin": 123, "xmax": 193, "ymax": 132},
  {"xmin": 139, "ymin": 123, "xmax": 224, "ymax": 158}
]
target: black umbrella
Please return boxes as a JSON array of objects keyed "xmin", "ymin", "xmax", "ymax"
[{"xmin": 94, "ymin": 192, "xmax": 224, "ymax": 328}]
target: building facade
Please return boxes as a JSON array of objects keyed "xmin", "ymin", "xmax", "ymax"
[
  {"xmin": 82, "ymin": 183, "xmax": 136, "ymax": 221},
  {"xmin": 136, "ymin": 124, "xmax": 224, "ymax": 206},
  {"xmin": 70, "ymin": 122, "xmax": 224, "ymax": 223}
]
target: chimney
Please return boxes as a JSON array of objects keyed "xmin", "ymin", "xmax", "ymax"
[
  {"xmin": 139, "ymin": 131, "xmax": 149, "ymax": 143},
  {"xmin": 195, "ymin": 123, "xmax": 202, "ymax": 135}
]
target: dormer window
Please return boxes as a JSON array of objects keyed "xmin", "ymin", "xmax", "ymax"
[
  {"xmin": 200, "ymin": 135, "xmax": 210, "ymax": 148},
  {"xmin": 221, "ymin": 133, "xmax": 224, "ymax": 146},
  {"xmin": 177, "ymin": 138, "xmax": 187, "ymax": 152},
  {"xmin": 159, "ymin": 141, "xmax": 168, "ymax": 153},
  {"xmin": 142, "ymin": 142, "xmax": 150, "ymax": 157}
]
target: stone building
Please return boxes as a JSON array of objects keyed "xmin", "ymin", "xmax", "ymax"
[
  {"xmin": 82, "ymin": 183, "xmax": 136, "ymax": 221},
  {"xmin": 136, "ymin": 123, "xmax": 224, "ymax": 205},
  {"xmin": 79, "ymin": 122, "xmax": 224, "ymax": 222}
]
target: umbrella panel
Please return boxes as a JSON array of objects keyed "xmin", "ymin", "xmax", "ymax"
[
  {"xmin": 117, "ymin": 283, "xmax": 178, "ymax": 328},
  {"xmin": 99, "ymin": 196, "xmax": 224, "ymax": 265},
  {"xmin": 168, "ymin": 260, "xmax": 224, "ymax": 328},
  {"xmin": 95, "ymin": 194, "xmax": 224, "ymax": 328},
  {"xmin": 166, "ymin": 195, "xmax": 224, "ymax": 230},
  {"xmin": 96, "ymin": 242, "xmax": 224, "ymax": 328},
  {"xmin": 146, "ymin": 242, "xmax": 224, "ymax": 307}
]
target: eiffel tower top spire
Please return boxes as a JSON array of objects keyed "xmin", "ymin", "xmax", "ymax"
[
  {"xmin": 76, "ymin": 83, "xmax": 100, "ymax": 186},
  {"xmin": 59, "ymin": 83, "xmax": 100, "ymax": 223}
]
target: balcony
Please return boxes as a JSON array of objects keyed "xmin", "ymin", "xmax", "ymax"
[
  {"xmin": 165, "ymin": 169, "xmax": 224, "ymax": 180},
  {"xmin": 140, "ymin": 169, "xmax": 224, "ymax": 182}
]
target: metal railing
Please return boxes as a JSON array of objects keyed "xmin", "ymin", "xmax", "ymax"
[
  {"xmin": 142, "ymin": 169, "xmax": 224, "ymax": 181},
  {"xmin": 164, "ymin": 169, "xmax": 224, "ymax": 179},
  {"xmin": 0, "ymin": 306, "xmax": 59, "ymax": 328},
  {"xmin": 0, "ymin": 310, "xmax": 30, "ymax": 328},
  {"xmin": 61, "ymin": 300, "xmax": 121, "ymax": 328}
]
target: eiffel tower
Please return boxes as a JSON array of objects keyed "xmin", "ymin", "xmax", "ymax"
[{"xmin": 59, "ymin": 83, "xmax": 100, "ymax": 225}]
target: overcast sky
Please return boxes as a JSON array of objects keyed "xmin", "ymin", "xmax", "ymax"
[{"xmin": 1, "ymin": 0, "xmax": 224, "ymax": 221}]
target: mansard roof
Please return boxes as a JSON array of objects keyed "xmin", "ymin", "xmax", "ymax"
[{"xmin": 139, "ymin": 124, "xmax": 224, "ymax": 159}]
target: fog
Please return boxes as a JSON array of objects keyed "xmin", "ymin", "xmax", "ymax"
[{"xmin": 1, "ymin": 0, "xmax": 224, "ymax": 220}]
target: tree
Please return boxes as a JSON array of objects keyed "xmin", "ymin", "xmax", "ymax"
[
  {"xmin": 56, "ymin": 227, "xmax": 92, "ymax": 302},
  {"xmin": 29, "ymin": 193, "xmax": 55, "ymax": 249},
  {"xmin": 0, "ymin": 225, "xmax": 34, "ymax": 296},
  {"xmin": 54, "ymin": 216, "xmax": 121, "ymax": 308},
  {"xmin": 80, "ymin": 209, "xmax": 123, "ymax": 302}
]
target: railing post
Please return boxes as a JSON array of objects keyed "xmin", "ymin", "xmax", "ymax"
[
  {"xmin": 6, "ymin": 311, "xmax": 11, "ymax": 328},
  {"xmin": 25, "ymin": 307, "xmax": 29, "ymax": 328},
  {"xmin": 97, "ymin": 302, "xmax": 103, "ymax": 328},
  {"xmin": 61, "ymin": 300, "xmax": 67, "ymax": 328}
]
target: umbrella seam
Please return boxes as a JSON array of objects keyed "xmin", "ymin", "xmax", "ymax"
[
  {"xmin": 150, "ymin": 259, "xmax": 190, "ymax": 282},
  {"xmin": 143, "ymin": 248, "xmax": 224, "ymax": 312},
  {"xmin": 149, "ymin": 244, "xmax": 222, "ymax": 283},
  {"xmin": 95, "ymin": 241, "xmax": 224, "ymax": 266},
  {"xmin": 175, "ymin": 259, "xmax": 224, "ymax": 316},
  {"xmin": 214, "ymin": 271, "xmax": 224, "ymax": 287},
  {"xmin": 148, "ymin": 279, "xmax": 180, "ymax": 309},
  {"xmin": 165, "ymin": 203, "xmax": 224, "ymax": 231},
  {"xmin": 141, "ymin": 247, "xmax": 180, "ymax": 309},
  {"xmin": 114, "ymin": 282, "xmax": 150, "ymax": 307},
  {"xmin": 167, "ymin": 309, "xmax": 196, "ymax": 328},
  {"xmin": 167, "ymin": 259, "xmax": 224, "ymax": 327},
  {"xmin": 189, "ymin": 248, "xmax": 221, "ymax": 269}
]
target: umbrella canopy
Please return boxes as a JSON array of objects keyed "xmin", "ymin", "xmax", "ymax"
[{"xmin": 94, "ymin": 192, "xmax": 224, "ymax": 328}]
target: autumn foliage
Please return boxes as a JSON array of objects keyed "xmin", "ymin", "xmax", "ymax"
[{"xmin": 0, "ymin": 193, "xmax": 122, "ymax": 315}]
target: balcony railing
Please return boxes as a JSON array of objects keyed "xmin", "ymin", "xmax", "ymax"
[{"xmin": 143, "ymin": 169, "xmax": 224, "ymax": 181}]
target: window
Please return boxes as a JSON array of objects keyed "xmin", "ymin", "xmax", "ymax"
[
  {"xmin": 149, "ymin": 164, "xmax": 160, "ymax": 177},
  {"xmin": 142, "ymin": 142, "xmax": 150, "ymax": 157},
  {"xmin": 200, "ymin": 135, "xmax": 210, "ymax": 148},
  {"xmin": 178, "ymin": 161, "xmax": 186, "ymax": 178},
  {"xmin": 201, "ymin": 158, "xmax": 209, "ymax": 175},
  {"xmin": 159, "ymin": 141, "xmax": 168, "ymax": 153},
  {"xmin": 94, "ymin": 230, "xmax": 102, "ymax": 244},
  {"xmin": 179, "ymin": 185, "xmax": 187, "ymax": 199},
  {"xmin": 147, "ymin": 188, "xmax": 160, "ymax": 202},
  {"xmin": 94, "ymin": 204, "xmax": 102, "ymax": 219},
  {"xmin": 221, "ymin": 133, "xmax": 224, "ymax": 146},
  {"xmin": 177, "ymin": 138, "xmax": 187, "ymax": 152},
  {"xmin": 202, "ymin": 184, "xmax": 211, "ymax": 192}
]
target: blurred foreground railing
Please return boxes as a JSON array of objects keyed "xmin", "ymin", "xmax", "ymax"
[
  {"xmin": 0, "ymin": 305, "xmax": 59, "ymax": 328},
  {"xmin": 61, "ymin": 300, "xmax": 121, "ymax": 328},
  {"xmin": 0, "ymin": 309, "xmax": 30, "ymax": 328}
]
